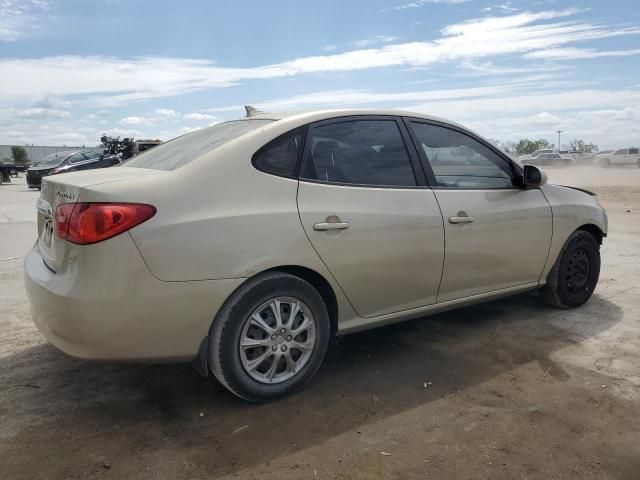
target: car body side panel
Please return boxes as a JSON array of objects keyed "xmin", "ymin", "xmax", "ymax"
[
  {"xmin": 24, "ymin": 232, "xmax": 245, "ymax": 361},
  {"xmin": 539, "ymin": 183, "xmax": 608, "ymax": 282}
]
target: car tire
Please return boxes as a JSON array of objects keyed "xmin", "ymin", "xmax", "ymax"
[
  {"xmin": 599, "ymin": 158, "xmax": 610, "ymax": 168},
  {"xmin": 209, "ymin": 271, "xmax": 331, "ymax": 402},
  {"xmin": 541, "ymin": 230, "xmax": 600, "ymax": 309}
]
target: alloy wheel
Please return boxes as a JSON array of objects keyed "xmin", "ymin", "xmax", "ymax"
[{"xmin": 239, "ymin": 297, "xmax": 317, "ymax": 384}]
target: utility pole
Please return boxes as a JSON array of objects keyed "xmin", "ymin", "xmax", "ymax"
[{"xmin": 556, "ymin": 130, "xmax": 564, "ymax": 153}]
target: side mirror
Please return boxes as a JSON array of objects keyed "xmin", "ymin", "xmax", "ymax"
[{"xmin": 523, "ymin": 164, "xmax": 547, "ymax": 188}]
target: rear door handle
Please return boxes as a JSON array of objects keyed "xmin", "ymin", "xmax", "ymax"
[
  {"xmin": 449, "ymin": 216, "xmax": 474, "ymax": 224},
  {"xmin": 313, "ymin": 222, "xmax": 350, "ymax": 231}
]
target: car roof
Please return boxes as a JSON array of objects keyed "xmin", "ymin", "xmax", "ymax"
[{"xmin": 237, "ymin": 108, "xmax": 469, "ymax": 130}]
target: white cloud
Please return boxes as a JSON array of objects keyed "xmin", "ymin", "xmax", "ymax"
[
  {"xmin": 16, "ymin": 107, "xmax": 71, "ymax": 119},
  {"xmin": 482, "ymin": 2, "xmax": 518, "ymax": 14},
  {"xmin": 524, "ymin": 47, "xmax": 640, "ymax": 60},
  {"xmin": 323, "ymin": 44, "xmax": 338, "ymax": 52},
  {"xmin": 528, "ymin": 112, "xmax": 562, "ymax": 125},
  {"xmin": 0, "ymin": 0, "xmax": 49, "ymax": 41},
  {"xmin": 118, "ymin": 116, "xmax": 149, "ymax": 126},
  {"xmin": 1, "ymin": 9, "xmax": 637, "ymax": 106},
  {"xmin": 457, "ymin": 60, "xmax": 568, "ymax": 76},
  {"xmin": 183, "ymin": 112, "xmax": 216, "ymax": 122},
  {"xmin": 351, "ymin": 35, "xmax": 398, "ymax": 48},
  {"xmin": 391, "ymin": 0, "xmax": 473, "ymax": 11},
  {"xmin": 154, "ymin": 108, "xmax": 178, "ymax": 119}
]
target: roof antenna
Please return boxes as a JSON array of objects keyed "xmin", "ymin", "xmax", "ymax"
[{"xmin": 244, "ymin": 105, "xmax": 264, "ymax": 117}]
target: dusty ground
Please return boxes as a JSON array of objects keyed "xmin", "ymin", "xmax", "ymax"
[{"xmin": 0, "ymin": 167, "xmax": 639, "ymax": 480}]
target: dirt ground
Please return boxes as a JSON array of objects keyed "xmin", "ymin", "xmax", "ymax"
[{"xmin": 1, "ymin": 167, "xmax": 639, "ymax": 480}]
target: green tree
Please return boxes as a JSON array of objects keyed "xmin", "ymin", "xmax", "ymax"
[
  {"xmin": 11, "ymin": 146, "xmax": 28, "ymax": 165},
  {"xmin": 513, "ymin": 138, "xmax": 551, "ymax": 155},
  {"xmin": 569, "ymin": 139, "xmax": 599, "ymax": 153}
]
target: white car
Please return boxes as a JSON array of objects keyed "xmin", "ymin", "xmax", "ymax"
[
  {"xmin": 24, "ymin": 108, "xmax": 608, "ymax": 401},
  {"xmin": 520, "ymin": 153, "xmax": 574, "ymax": 168},
  {"xmin": 518, "ymin": 148, "xmax": 555, "ymax": 162},
  {"xmin": 596, "ymin": 148, "xmax": 640, "ymax": 167}
]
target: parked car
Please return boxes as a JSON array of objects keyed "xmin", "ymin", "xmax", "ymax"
[
  {"xmin": 518, "ymin": 148, "xmax": 555, "ymax": 163},
  {"xmin": 24, "ymin": 108, "xmax": 607, "ymax": 402},
  {"xmin": 520, "ymin": 152, "xmax": 574, "ymax": 167},
  {"xmin": 595, "ymin": 148, "xmax": 640, "ymax": 167},
  {"xmin": 26, "ymin": 150, "xmax": 121, "ymax": 189}
]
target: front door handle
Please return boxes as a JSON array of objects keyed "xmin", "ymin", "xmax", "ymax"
[
  {"xmin": 313, "ymin": 222, "xmax": 350, "ymax": 231},
  {"xmin": 449, "ymin": 216, "xmax": 474, "ymax": 224}
]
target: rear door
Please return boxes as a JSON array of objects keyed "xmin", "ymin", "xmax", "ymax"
[
  {"xmin": 405, "ymin": 119, "xmax": 552, "ymax": 303},
  {"xmin": 297, "ymin": 116, "xmax": 445, "ymax": 318}
]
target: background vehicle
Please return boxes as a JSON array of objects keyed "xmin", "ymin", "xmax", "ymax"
[
  {"xmin": 24, "ymin": 109, "xmax": 607, "ymax": 402},
  {"xmin": 26, "ymin": 150, "xmax": 121, "ymax": 189},
  {"xmin": 520, "ymin": 152, "xmax": 573, "ymax": 167},
  {"xmin": 101, "ymin": 134, "xmax": 163, "ymax": 160},
  {"xmin": 596, "ymin": 148, "xmax": 640, "ymax": 167},
  {"xmin": 518, "ymin": 148, "xmax": 555, "ymax": 163}
]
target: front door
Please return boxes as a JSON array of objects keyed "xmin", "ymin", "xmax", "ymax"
[
  {"xmin": 297, "ymin": 117, "xmax": 445, "ymax": 318},
  {"xmin": 406, "ymin": 119, "xmax": 552, "ymax": 303}
]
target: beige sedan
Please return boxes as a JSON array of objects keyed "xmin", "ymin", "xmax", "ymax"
[{"xmin": 24, "ymin": 108, "xmax": 607, "ymax": 401}]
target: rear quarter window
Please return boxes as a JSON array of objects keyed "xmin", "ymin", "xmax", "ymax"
[
  {"xmin": 125, "ymin": 119, "xmax": 274, "ymax": 171},
  {"xmin": 252, "ymin": 128, "xmax": 305, "ymax": 177}
]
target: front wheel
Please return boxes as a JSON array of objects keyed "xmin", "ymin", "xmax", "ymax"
[
  {"xmin": 599, "ymin": 158, "xmax": 611, "ymax": 168},
  {"xmin": 209, "ymin": 272, "xmax": 330, "ymax": 402},
  {"xmin": 541, "ymin": 230, "xmax": 601, "ymax": 308}
]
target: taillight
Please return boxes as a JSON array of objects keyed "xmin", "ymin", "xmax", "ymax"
[{"xmin": 55, "ymin": 203, "xmax": 156, "ymax": 245}]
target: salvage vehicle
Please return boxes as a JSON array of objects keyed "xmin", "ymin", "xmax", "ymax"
[
  {"xmin": 26, "ymin": 150, "xmax": 121, "ymax": 189},
  {"xmin": 24, "ymin": 108, "xmax": 607, "ymax": 402},
  {"xmin": 520, "ymin": 152, "xmax": 574, "ymax": 168},
  {"xmin": 595, "ymin": 148, "xmax": 640, "ymax": 167}
]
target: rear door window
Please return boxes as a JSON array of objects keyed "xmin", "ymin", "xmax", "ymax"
[
  {"xmin": 125, "ymin": 119, "xmax": 274, "ymax": 171},
  {"xmin": 300, "ymin": 119, "xmax": 417, "ymax": 187},
  {"xmin": 629, "ymin": 148, "xmax": 639, "ymax": 155}
]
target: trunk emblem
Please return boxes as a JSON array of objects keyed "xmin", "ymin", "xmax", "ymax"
[{"xmin": 56, "ymin": 191, "xmax": 75, "ymax": 201}]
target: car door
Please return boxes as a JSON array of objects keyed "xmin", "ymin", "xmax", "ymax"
[
  {"xmin": 405, "ymin": 119, "xmax": 552, "ymax": 303},
  {"xmin": 612, "ymin": 149, "xmax": 627, "ymax": 165},
  {"xmin": 297, "ymin": 116, "xmax": 445, "ymax": 318},
  {"xmin": 629, "ymin": 148, "xmax": 639, "ymax": 165}
]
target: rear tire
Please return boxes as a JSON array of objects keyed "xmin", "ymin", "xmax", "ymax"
[
  {"xmin": 541, "ymin": 230, "xmax": 600, "ymax": 308},
  {"xmin": 209, "ymin": 272, "xmax": 330, "ymax": 402}
]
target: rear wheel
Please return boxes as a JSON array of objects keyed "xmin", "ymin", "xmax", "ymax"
[
  {"xmin": 542, "ymin": 230, "xmax": 600, "ymax": 308},
  {"xmin": 209, "ymin": 272, "xmax": 330, "ymax": 402}
]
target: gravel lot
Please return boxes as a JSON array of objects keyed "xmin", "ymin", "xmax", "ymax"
[{"xmin": 1, "ymin": 168, "xmax": 639, "ymax": 480}]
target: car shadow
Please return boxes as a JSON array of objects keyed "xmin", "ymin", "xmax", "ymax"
[{"xmin": 0, "ymin": 292, "xmax": 623, "ymax": 479}]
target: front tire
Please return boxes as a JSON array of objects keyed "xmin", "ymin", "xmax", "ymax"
[
  {"xmin": 542, "ymin": 230, "xmax": 601, "ymax": 308},
  {"xmin": 209, "ymin": 272, "xmax": 330, "ymax": 402},
  {"xmin": 599, "ymin": 158, "xmax": 611, "ymax": 168}
]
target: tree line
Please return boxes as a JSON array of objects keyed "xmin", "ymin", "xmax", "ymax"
[{"xmin": 494, "ymin": 138, "xmax": 599, "ymax": 156}]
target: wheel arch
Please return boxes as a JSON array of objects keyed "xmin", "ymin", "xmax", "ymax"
[
  {"xmin": 577, "ymin": 223, "xmax": 605, "ymax": 245},
  {"xmin": 264, "ymin": 265, "xmax": 339, "ymax": 339},
  {"xmin": 194, "ymin": 265, "xmax": 340, "ymax": 377}
]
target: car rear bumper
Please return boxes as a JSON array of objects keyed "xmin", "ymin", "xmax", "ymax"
[{"xmin": 23, "ymin": 235, "xmax": 244, "ymax": 362}]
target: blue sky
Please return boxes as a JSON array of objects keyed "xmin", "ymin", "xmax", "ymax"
[{"xmin": 1, "ymin": 0, "xmax": 639, "ymax": 149}]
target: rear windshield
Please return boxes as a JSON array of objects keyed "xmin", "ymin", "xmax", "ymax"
[
  {"xmin": 36, "ymin": 151, "xmax": 73, "ymax": 167},
  {"xmin": 124, "ymin": 119, "xmax": 274, "ymax": 171}
]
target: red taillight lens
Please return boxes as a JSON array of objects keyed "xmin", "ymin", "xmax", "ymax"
[{"xmin": 55, "ymin": 203, "xmax": 156, "ymax": 245}]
